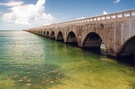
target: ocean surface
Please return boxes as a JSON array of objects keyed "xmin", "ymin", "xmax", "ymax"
[{"xmin": 0, "ymin": 30, "xmax": 135, "ymax": 89}]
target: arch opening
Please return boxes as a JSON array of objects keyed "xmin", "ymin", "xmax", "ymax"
[
  {"xmin": 83, "ymin": 32, "xmax": 107, "ymax": 55},
  {"xmin": 117, "ymin": 36, "xmax": 135, "ymax": 66},
  {"xmin": 41, "ymin": 31, "xmax": 42, "ymax": 36},
  {"xmin": 57, "ymin": 31, "xmax": 64, "ymax": 42},
  {"xmin": 43, "ymin": 31, "xmax": 46, "ymax": 36},
  {"xmin": 51, "ymin": 31, "xmax": 55, "ymax": 39},
  {"xmin": 46, "ymin": 31, "xmax": 49, "ymax": 38},
  {"xmin": 66, "ymin": 31, "xmax": 78, "ymax": 46}
]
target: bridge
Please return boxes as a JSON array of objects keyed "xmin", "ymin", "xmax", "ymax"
[{"xmin": 25, "ymin": 9, "xmax": 135, "ymax": 65}]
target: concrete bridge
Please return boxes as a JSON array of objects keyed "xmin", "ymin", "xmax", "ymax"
[{"xmin": 25, "ymin": 9, "xmax": 135, "ymax": 65}]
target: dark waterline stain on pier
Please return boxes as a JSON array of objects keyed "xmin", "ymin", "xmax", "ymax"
[{"xmin": 0, "ymin": 30, "xmax": 135, "ymax": 89}]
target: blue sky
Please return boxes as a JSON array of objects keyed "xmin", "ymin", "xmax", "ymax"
[{"xmin": 0, "ymin": 0, "xmax": 135, "ymax": 30}]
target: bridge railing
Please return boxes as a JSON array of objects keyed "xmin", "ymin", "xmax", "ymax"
[
  {"xmin": 54, "ymin": 9, "xmax": 135, "ymax": 27},
  {"xmin": 26, "ymin": 9, "xmax": 135, "ymax": 30}
]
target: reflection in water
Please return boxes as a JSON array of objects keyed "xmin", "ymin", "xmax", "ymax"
[{"xmin": 0, "ymin": 31, "xmax": 135, "ymax": 89}]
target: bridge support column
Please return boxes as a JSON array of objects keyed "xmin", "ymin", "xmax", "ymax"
[
  {"xmin": 77, "ymin": 43, "xmax": 82, "ymax": 48},
  {"xmin": 106, "ymin": 49, "xmax": 117, "ymax": 57}
]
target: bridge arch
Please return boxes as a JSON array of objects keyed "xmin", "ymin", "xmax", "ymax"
[
  {"xmin": 51, "ymin": 31, "xmax": 55, "ymax": 39},
  {"xmin": 38, "ymin": 31, "xmax": 40, "ymax": 35},
  {"xmin": 117, "ymin": 36, "xmax": 135, "ymax": 65},
  {"xmin": 40, "ymin": 31, "xmax": 43, "ymax": 36},
  {"xmin": 82, "ymin": 32, "xmax": 106, "ymax": 55},
  {"xmin": 66, "ymin": 31, "xmax": 78, "ymax": 46},
  {"xmin": 46, "ymin": 31, "xmax": 50, "ymax": 38},
  {"xmin": 57, "ymin": 31, "xmax": 64, "ymax": 42},
  {"xmin": 43, "ymin": 31, "xmax": 46, "ymax": 36}
]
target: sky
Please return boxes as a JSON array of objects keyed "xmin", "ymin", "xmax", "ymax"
[{"xmin": 0, "ymin": 0, "xmax": 135, "ymax": 30}]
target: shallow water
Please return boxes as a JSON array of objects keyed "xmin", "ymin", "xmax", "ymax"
[{"xmin": 0, "ymin": 30, "xmax": 135, "ymax": 89}]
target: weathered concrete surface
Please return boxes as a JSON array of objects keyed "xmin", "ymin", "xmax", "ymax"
[{"xmin": 25, "ymin": 9, "xmax": 135, "ymax": 58}]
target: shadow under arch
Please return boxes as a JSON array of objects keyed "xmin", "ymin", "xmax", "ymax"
[
  {"xmin": 57, "ymin": 31, "xmax": 64, "ymax": 42},
  {"xmin": 51, "ymin": 31, "xmax": 55, "ymax": 39},
  {"xmin": 46, "ymin": 31, "xmax": 49, "ymax": 38},
  {"xmin": 117, "ymin": 36, "xmax": 135, "ymax": 66},
  {"xmin": 38, "ymin": 31, "xmax": 40, "ymax": 35},
  {"xmin": 82, "ymin": 32, "xmax": 107, "ymax": 55},
  {"xmin": 40, "ymin": 31, "xmax": 42, "ymax": 35},
  {"xmin": 66, "ymin": 31, "xmax": 78, "ymax": 46},
  {"xmin": 43, "ymin": 31, "xmax": 46, "ymax": 36}
]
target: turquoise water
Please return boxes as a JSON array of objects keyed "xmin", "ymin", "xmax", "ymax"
[{"xmin": 0, "ymin": 30, "xmax": 135, "ymax": 89}]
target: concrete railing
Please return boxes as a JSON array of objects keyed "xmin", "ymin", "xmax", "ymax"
[
  {"xmin": 53, "ymin": 9, "xmax": 135, "ymax": 26},
  {"xmin": 25, "ymin": 9, "xmax": 135, "ymax": 30}
]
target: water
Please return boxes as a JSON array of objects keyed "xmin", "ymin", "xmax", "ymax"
[{"xmin": 0, "ymin": 30, "xmax": 135, "ymax": 89}]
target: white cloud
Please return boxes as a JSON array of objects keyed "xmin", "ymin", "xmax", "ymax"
[
  {"xmin": 113, "ymin": 0, "xmax": 121, "ymax": 3},
  {"xmin": 1, "ymin": 0, "xmax": 54, "ymax": 27},
  {"xmin": 0, "ymin": 11, "xmax": 3, "ymax": 15},
  {"xmin": 103, "ymin": 11, "xmax": 108, "ymax": 15},
  {"xmin": 0, "ymin": 1, "xmax": 24, "ymax": 6},
  {"xmin": 77, "ymin": 17, "xmax": 85, "ymax": 20}
]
